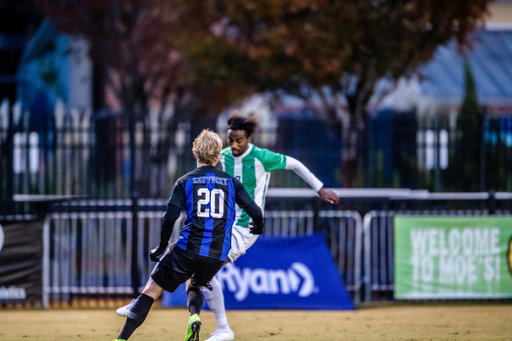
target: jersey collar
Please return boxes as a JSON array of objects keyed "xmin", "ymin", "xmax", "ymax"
[{"xmin": 232, "ymin": 143, "xmax": 253, "ymax": 159}]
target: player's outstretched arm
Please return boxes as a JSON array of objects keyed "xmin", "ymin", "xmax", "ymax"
[
  {"xmin": 318, "ymin": 188, "xmax": 339, "ymax": 204},
  {"xmin": 284, "ymin": 156, "xmax": 339, "ymax": 204}
]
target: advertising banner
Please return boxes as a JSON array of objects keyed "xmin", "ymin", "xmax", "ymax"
[
  {"xmin": 394, "ymin": 216, "xmax": 512, "ymax": 299},
  {"xmin": 0, "ymin": 220, "xmax": 43, "ymax": 304},
  {"xmin": 162, "ymin": 233, "xmax": 354, "ymax": 310}
]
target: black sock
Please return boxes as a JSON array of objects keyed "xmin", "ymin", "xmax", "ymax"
[
  {"xmin": 187, "ymin": 287, "xmax": 204, "ymax": 316},
  {"xmin": 118, "ymin": 293, "xmax": 154, "ymax": 340}
]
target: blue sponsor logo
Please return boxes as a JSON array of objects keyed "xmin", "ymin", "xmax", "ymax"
[{"xmin": 217, "ymin": 262, "xmax": 316, "ymax": 301}]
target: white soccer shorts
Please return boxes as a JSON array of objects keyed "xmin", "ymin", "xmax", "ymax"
[{"xmin": 227, "ymin": 225, "xmax": 260, "ymax": 262}]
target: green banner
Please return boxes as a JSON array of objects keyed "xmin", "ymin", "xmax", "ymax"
[{"xmin": 394, "ymin": 216, "xmax": 512, "ymax": 299}]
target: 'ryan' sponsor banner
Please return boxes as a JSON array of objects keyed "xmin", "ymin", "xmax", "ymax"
[
  {"xmin": 394, "ymin": 216, "xmax": 512, "ymax": 299},
  {"xmin": 162, "ymin": 233, "xmax": 353, "ymax": 310}
]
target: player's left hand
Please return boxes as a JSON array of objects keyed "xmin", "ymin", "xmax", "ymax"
[
  {"xmin": 150, "ymin": 243, "xmax": 167, "ymax": 262},
  {"xmin": 318, "ymin": 188, "xmax": 339, "ymax": 204},
  {"xmin": 249, "ymin": 221, "xmax": 264, "ymax": 235}
]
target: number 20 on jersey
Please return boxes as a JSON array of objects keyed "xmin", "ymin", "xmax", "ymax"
[{"xmin": 197, "ymin": 188, "xmax": 225, "ymax": 218}]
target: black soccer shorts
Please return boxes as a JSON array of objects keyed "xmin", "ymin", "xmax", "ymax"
[{"xmin": 151, "ymin": 246, "xmax": 224, "ymax": 293}]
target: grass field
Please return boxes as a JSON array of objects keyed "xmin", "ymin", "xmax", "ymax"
[{"xmin": 0, "ymin": 303, "xmax": 511, "ymax": 341}]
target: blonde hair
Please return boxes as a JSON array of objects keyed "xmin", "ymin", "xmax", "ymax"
[{"xmin": 192, "ymin": 129, "xmax": 223, "ymax": 165}]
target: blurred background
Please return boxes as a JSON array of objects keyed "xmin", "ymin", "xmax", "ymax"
[
  {"xmin": 1, "ymin": 0, "xmax": 512, "ymax": 309},
  {"xmin": 1, "ymin": 0, "xmax": 511, "ymax": 204}
]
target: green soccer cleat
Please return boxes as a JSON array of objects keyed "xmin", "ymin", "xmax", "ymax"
[
  {"xmin": 112, "ymin": 339, "xmax": 126, "ymax": 341},
  {"xmin": 184, "ymin": 314, "xmax": 202, "ymax": 341}
]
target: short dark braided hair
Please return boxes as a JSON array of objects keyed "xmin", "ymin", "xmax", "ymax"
[{"xmin": 227, "ymin": 110, "xmax": 259, "ymax": 138}]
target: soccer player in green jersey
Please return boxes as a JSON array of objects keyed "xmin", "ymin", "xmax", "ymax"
[{"xmin": 203, "ymin": 110, "xmax": 339, "ymax": 341}]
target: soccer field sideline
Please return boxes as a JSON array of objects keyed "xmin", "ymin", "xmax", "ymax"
[{"xmin": 0, "ymin": 304, "xmax": 511, "ymax": 341}]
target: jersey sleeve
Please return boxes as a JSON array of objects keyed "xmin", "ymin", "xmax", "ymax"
[
  {"xmin": 168, "ymin": 178, "xmax": 186, "ymax": 209},
  {"xmin": 159, "ymin": 203, "xmax": 182, "ymax": 245},
  {"xmin": 285, "ymin": 156, "xmax": 324, "ymax": 192},
  {"xmin": 257, "ymin": 148, "xmax": 287, "ymax": 171}
]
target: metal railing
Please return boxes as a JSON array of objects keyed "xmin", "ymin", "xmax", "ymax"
[
  {"xmin": 35, "ymin": 190, "xmax": 512, "ymax": 308},
  {"xmin": 318, "ymin": 210, "xmax": 363, "ymax": 306},
  {"xmin": 42, "ymin": 202, "xmax": 363, "ymax": 307}
]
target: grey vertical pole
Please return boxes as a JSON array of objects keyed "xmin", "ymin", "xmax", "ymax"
[
  {"xmin": 352, "ymin": 211, "xmax": 363, "ymax": 307},
  {"xmin": 42, "ymin": 215, "xmax": 51, "ymax": 308},
  {"xmin": 363, "ymin": 212, "xmax": 373, "ymax": 302}
]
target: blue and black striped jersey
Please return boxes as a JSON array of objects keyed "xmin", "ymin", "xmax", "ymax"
[{"xmin": 167, "ymin": 165, "xmax": 256, "ymax": 261}]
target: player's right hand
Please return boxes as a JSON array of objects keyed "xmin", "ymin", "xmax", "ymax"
[
  {"xmin": 249, "ymin": 221, "xmax": 264, "ymax": 235},
  {"xmin": 318, "ymin": 188, "xmax": 340, "ymax": 204},
  {"xmin": 150, "ymin": 243, "xmax": 166, "ymax": 262}
]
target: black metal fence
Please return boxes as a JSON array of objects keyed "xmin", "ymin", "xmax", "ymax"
[
  {"xmin": 2, "ymin": 102, "xmax": 512, "ymax": 215},
  {"xmin": 365, "ymin": 110, "xmax": 512, "ymax": 194}
]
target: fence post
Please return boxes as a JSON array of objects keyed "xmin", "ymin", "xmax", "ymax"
[
  {"xmin": 313, "ymin": 197, "xmax": 320, "ymax": 230},
  {"xmin": 352, "ymin": 211, "xmax": 363, "ymax": 307},
  {"xmin": 362, "ymin": 211, "xmax": 373, "ymax": 302},
  {"xmin": 42, "ymin": 214, "xmax": 51, "ymax": 308},
  {"xmin": 130, "ymin": 195, "xmax": 139, "ymax": 298},
  {"xmin": 129, "ymin": 109, "xmax": 140, "ymax": 298},
  {"xmin": 479, "ymin": 108, "xmax": 487, "ymax": 192},
  {"xmin": 6, "ymin": 103, "xmax": 14, "ymax": 212},
  {"xmin": 434, "ymin": 114, "xmax": 441, "ymax": 192},
  {"xmin": 488, "ymin": 190, "xmax": 496, "ymax": 214},
  {"xmin": 365, "ymin": 117, "xmax": 373, "ymax": 188}
]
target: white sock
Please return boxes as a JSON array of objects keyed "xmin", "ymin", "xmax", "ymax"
[{"xmin": 203, "ymin": 276, "xmax": 230, "ymax": 330}]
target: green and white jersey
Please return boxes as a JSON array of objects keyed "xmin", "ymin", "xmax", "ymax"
[{"xmin": 220, "ymin": 143, "xmax": 323, "ymax": 228}]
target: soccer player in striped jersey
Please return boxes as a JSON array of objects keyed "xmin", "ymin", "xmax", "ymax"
[
  {"xmin": 203, "ymin": 111, "xmax": 339, "ymax": 341},
  {"xmin": 112, "ymin": 130, "xmax": 263, "ymax": 341}
]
